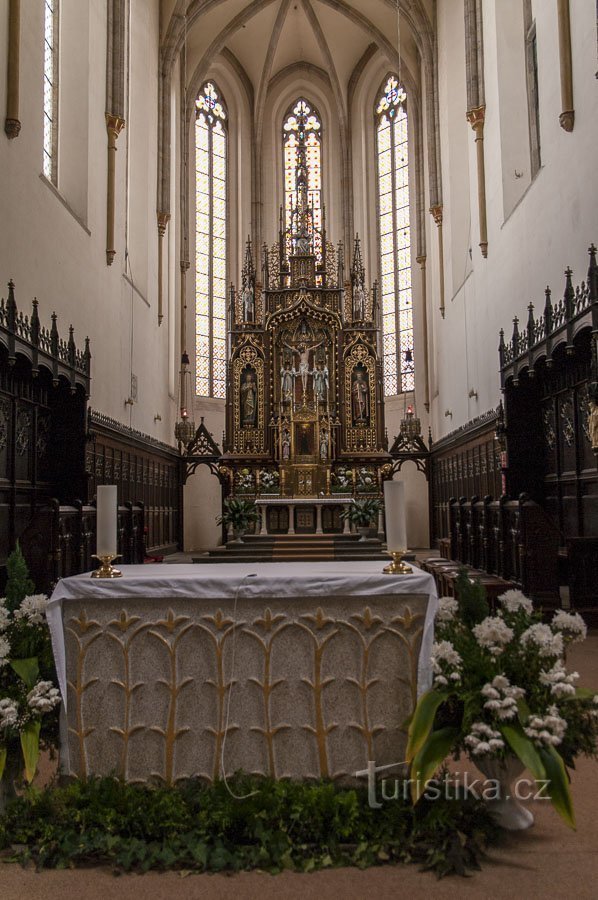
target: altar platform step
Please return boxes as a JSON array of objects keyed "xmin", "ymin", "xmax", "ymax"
[{"xmin": 195, "ymin": 532, "xmax": 389, "ymax": 563}]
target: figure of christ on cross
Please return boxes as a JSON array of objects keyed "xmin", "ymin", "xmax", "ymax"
[{"xmin": 283, "ymin": 338, "xmax": 323, "ymax": 397}]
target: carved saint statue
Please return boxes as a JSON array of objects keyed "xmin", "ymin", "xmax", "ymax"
[
  {"xmin": 353, "ymin": 280, "xmax": 367, "ymax": 321},
  {"xmin": 242, "ymin": 282, "xmax": 255, "ymax": 323},
  {"xmin": 352, "ymin": 368, "xmax": 369, "ymax": 425},
  {"xmin": 295, "ymin": 229, "xmax": 310, "ymax": 255},
  {"xmin": 280, "ymin": 362, "xmax": 294, "ymax": 401},
  {"xmin": 320, "ymin": 429, "xmax": 329, "ymax": 460},
  {"xmin": 281, "ymin": 427, "xmax": 291, "ymax": 460},
  {"xmin": 240, "ymin": 370, "xmax": 257, "ymax": 427},
  {"xmin": 314, "ymin": 362, "xmax": 329, "ymax": 402}
]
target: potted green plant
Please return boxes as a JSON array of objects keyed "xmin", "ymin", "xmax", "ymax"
[
  {"xmin": 340, "ymin": 498, "xmax": 382, "ymax": 540},
  {"xmin": 406, "ymin": 570, "xmax": 598, "ymax": 831},
  {"xmin": 0, "ymin": 544, "xmax": 61, "ymax": 813},
  {"xmin": 216, "ymin": 497, "xmax": 260, "ymax": 543}
]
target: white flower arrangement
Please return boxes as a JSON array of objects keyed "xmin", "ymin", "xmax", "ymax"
[
  {"xmin": 551, "ymin": 610, "xmax": 587, "ymax": 644},
  {"xmin": 481, "ymin": 675, "xmax": 525, "ymax": 721},
  {"xmin": 436, "ymin": 597, "xmax": 459, "ymax": 623},
  {"xmin": 524, "ymin": 705, "xmax": 568, "ymax": 748},
  {"xmin": 539, "ymin": 662, "xmax": 579, "ymax": 698},
  {"xmin": 472, "ymin": 616, "xmax": 514, "ymax": 657},
  {"xmin": 27, "ymin": 680, "xmax": 61, "ymax": 714},
  {"xmin": 407, "ymin": 570, "xmax": 598, "ymax": 829},
  {"xmin": 14, "ymin": 594, "xmax": 49, "ymax": 626},
  {"xmin": 0, "ymin": 601, "xmax": 10, "ymax": 632},
  {"xmin": 464, "ymin": 722, "xmax": 505, "ymax": 757},
  {"xmin": 431, "ymin": 640, "xmax": 462, "ymax": 687},
  {"xmin": 0, "ymin": 635, "xmax": 10, "ymax": 668},
  {"xmin": 520, "ymin": 622, "xmax": 564, "ymax": 658},
  {"xmin": 0, "ymin": 698, "xmax": 19, "ymax": 730},
  {"xmin": 497, "ymin": 589, "xmax": 533, "ymax": 615},
  {"xmin": 259, "ymin": 470, "xmax": 279, "ymax": 490}
]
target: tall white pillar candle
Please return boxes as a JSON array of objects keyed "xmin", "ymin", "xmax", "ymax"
[
  {"xmin": 96, "ymin": 485, "xmax": 118, "ymax": 556},
  {"xmin": 383, "ymin": 480, "xmax": 408, "ymax": 551}
]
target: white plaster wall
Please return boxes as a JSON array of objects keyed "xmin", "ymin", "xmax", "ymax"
[
  {"xmin": 431, "ymin": 0, "xmax": 598, "ymax": 440},
  {"xmin": 0, "ymin": 0, "xmax": 176, "ymax": 447}
]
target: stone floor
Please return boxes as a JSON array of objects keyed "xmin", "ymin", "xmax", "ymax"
[{"xmin": 2, "ymin": 636, "xmax": 598, "ymax": 899}]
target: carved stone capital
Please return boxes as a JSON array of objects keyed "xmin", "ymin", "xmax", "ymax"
[
  {"xmin": 415, "ymin": 255, "xmax": 427, "ymax": 267},
  {"xmin": 466, "ymin": 104, "xmax": 485, "ymax": 133},
  {"xmin": 429, "ymin": 205, "xmax": 443, "ymax": 227},
  {"xmin": 105, "ymin": 113, "xmax": 125, "ymax": 143},
  {"xmin": 157, "ymin": 211, "xmax": 170, "ymax": 237},
  {"xmin": 559, "ymin": 109, "xmax": 575, "ymax": 132},
  {"xmin": 4, "ymin": 118, "xmax": 21, "ymax": 139}
]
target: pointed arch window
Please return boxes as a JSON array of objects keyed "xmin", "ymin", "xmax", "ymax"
[
  {"xmin": 376, "ymin": 75, "xmax": 414, "ymax": 395},
  {"xmin": 43, "ymin": 0, "xmax": 59, "ymax": 183},
  {"xmin": 195, "ymin": 82, "xmax": 227, "ymax": 399},
  {"xmin": 282, "ymin": 98, "xmax": 322, "ymax": 261}
]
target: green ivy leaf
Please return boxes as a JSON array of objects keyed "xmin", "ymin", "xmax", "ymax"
[
  {"xmin": 539, "ymin": 745, "xmax": 575, "ymax": 830},
  {"xmin": 406, "ymin": 690, "xmax": 450, "ymax": 762},
  {"xmin": 20, "ymin": 720, "xmax": 41, "ymax": 783},
  {"xmin": 500, "ymin": 722, "xmax": 546, "ymax": 781},
  {"xmin": 10, "ymin": 657, "xmax": 40, "ymax": 690}
]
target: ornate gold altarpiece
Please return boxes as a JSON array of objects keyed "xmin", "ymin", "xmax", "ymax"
[{"xmin": 220, "ymin": 112, "xmax": 389, "ymax": 523}]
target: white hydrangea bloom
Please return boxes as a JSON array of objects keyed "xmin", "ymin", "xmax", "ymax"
[
  {"xmin": 0, "ymin": 634, "xmax": 10, "ymax": 667},
  {"xmin": 436, "ymin": 596, "xmax": 459, "ymax": 623},
  {"xmin": 27, "ymin": 680, "xmax": 61, "ymax": 714},
  {"xmin": 14, "ymin": 594, "xmax": 49, "ymax": 626},
  {"xmin": 498, "ymin": 589, "xmax": 533, "ymax": 615},
  {"xmin": 525, "ymin": 706, "xmax": 567, "ymax": 747},
  {"xmin": 551, "ymin": 610, "xmax": 587, "ymax": 644},
  {"xmin": 520, "ymin": 623, "xmax": 564, "ymax": 658},
  {"xmin": 464, "ymin": 722, "xmax": 505, "ymax": 756},
  {"xmin": 481, "ymin": 674, "xmax": 525, "ymax": 720},
  {"xmin": 0, "ymin": 697, "xmax": 18, "ymax": 729},
  {"xmin": 0, "ymin": 598, "xmax": 10, "ymax": 632},
  {"xmin": 431, "ymin": 640, "xmax": 462, "ymax": 687},
  {"xmin": 472, "ymin": 616, "xmax": 514, "ymax": 656},
  {"xmin": 539, "ymin": 663, "xmax": 579, "ymax": 698}
]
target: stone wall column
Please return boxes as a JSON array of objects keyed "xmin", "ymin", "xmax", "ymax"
[
  {"xmin": 260, "ymin": 504, "xmax": 268, "ymax": 536},
  {"xmin": 416, "ymin": 254, "xmax": 430, "ymax": 411},
  {"xmin": 557, "ymin": 0, "xmax": 574, "ymax": 131},
  {"xmin": 4, "ymin": 0, "xmax": 21, "ymax": 138},
  {"xmin": 466, "ymin": 106, "xmax": 488, "ymax": 257},
  {"xmin": 157, "ymin": 212, "xmax": 170, "ymax": 325},
  {"xmin": 430, "ymin": 206, "xmax": 445, "ymax": 318},
  {"xmin": 105, "ymin": 115, "xmax": 125, "ymax": 265},
  {"xmin": 316, "ymin": 504, "xmax": 323, "ymax": 535}
]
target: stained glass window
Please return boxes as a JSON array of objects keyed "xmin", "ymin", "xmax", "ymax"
[
  {"xmin": 283, "ymin": 98, "xmax": 322, "ymax": 262},
  {"xmin": 376, "ymin": 75, "xmax": 414, "ymax": 395},
  {"xmin": 43, "ymin": 0, "xmax": 59, "ymax": 183},
  {"xmin": 195, "ymin": 82, "xmax": 227, "ymax": 398}
]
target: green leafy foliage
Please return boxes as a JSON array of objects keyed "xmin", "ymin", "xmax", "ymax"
[
  {"xmin": 454, "ymin": 568, "xmax": 489, "ymax": 627},
  {"xmin": 216, "ymin": 498, "xmax": 260, "ymax": 531},
  {"xmin": 0, "ymin": 775, "xmax": 498, "ymax": 877},
  {"xmin": 4, "ymin": 543, "xmax": 35, "ymax": 614},
  {"xmin": 340, "ymin": 498, "xmax": 382, "ymax": 526}
]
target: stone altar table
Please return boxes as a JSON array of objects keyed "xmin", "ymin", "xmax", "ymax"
[{"xmin": 48, "ymin": 562, "xmax": 437, "ymax": 784}]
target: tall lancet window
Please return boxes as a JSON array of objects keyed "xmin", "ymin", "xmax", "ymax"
[
  {"xmin": 195, "ymin": 82, "xmax": 227, "ymax": 399},
  {"xmin": 43, "ymin": 0, "xmax": 59, "ymax": 183},
  {"xmin": 376, "ymin": 75, "xmax": 414, "ymax": 395},
  {"xmin": 283, "ymin": 98, "xmax": 322, "ymax": 261}
]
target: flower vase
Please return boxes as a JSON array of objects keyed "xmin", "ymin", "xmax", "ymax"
[
  {"xmin": 0, "ymin": 747, "xmax": 22, "ymax": 815},
  {"xmin": 474, "ymin": 755, "xmax": 534, "ymax": 831}
]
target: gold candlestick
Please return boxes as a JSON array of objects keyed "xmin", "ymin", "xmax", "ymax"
[
  {"xmin": 91, "ymin": 554, "xmax": 122, "ymax": 578},
  {"xmin": 383, "ymin": 550, "xmax": 412, "ymax": 574}
]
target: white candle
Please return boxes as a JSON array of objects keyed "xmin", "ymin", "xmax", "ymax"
[
  {"xmin": 384, "ymin": 480, "xmax": 408, "ymax": 551},
  {"xmin": 96, "ymin": 485, "xmax": 118, "ymax": 557}
]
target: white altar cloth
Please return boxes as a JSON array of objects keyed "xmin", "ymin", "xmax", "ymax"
[{"xmin": 48, "ymin": 561, "xmax": 438, "ymax": 711}]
